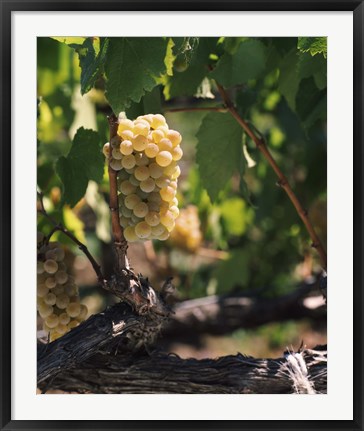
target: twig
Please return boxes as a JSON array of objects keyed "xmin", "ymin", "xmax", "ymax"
[
  {"xmin": 37, "ymin": 191, "xmax": 106, "ymax": 284},
  {"xmin": 107, "ymin": 114, "xmax": 128, "ymax": 271},
  {"xmin": 213, "ymin": 81, "xmax": 327, "ymax": 271},
  {"xmin": 166, "ymin": 106, "xmax": 227, "ymax": 113}
]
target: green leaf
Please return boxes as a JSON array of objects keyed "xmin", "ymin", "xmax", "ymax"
[
  {"xmin": 125, "ymin": 86, "xmax": 162, "ymax": 119},
  {"xmin": 76, "ymin": 37, "xmax": 109, "ymax": 95},
  {"xmin": 52, "ymin": 37, "xmax": 87, "ymax": 46},
  {"xmin": 165, "ymin": 38, "xmax": 175, "ymax": 76},
  {"xmin": 296, "ymin": 78, "xmax": 327, "ymax": 128},
  {"xmin": 213, "ymin": 249, "xmax": 249, "ymax": 293},
  {"xmin": 298, "ymin": 37, "xmax": 327, "ymax": 57},
  {"xmin": 104, "ymin": 37, "xmax": 168, "ymax": 114},
  {"xmin": 168, "ymin": 38, "xmax": 218, "ymax": 99},
  {"xmin": 219, "ymin": 197, "xmax": 250, "ymax": 236},
  {"xmin": 55, "ymin": 127, "xmax": 103, "ymax": 207},
  {"xmin": 210, "ymin": 39, "xmax": 267, "ymax": 87},
  {"xmin": 278, "ymin": 49, "xmax": 300, "ymax": 111},
  {"xmin": 297, "ymin": 52, "xmax": 326, "ymax": 90},
  {"xmin": 196, "ymin": 112, "xmax": 243, "ymax": 202}
]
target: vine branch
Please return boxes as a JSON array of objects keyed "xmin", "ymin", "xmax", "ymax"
[
  {"xmin": 37, "ymin": 190, "xmax": 106, "ymax": 285},
  {"xmin": 107, "ymin": 114, "xmax": 128, "ymax": 272},
  {"xmin": 213, "ymin": 81, "xmax": 327, "ymax": 271}
]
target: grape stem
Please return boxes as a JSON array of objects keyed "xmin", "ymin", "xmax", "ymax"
[
  {"xmin": 37, "ymin": 190, "xmax": 107, "ymax": 286},
  {"xmin": 212, "ymin": 78, "xmax": 327, "ymax": 272},
  {"xmin": 107, "ymin": 114, "xmax": 129, "ymax": 272}
]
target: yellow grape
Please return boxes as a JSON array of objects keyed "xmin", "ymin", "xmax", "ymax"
[
  {"xmin": 67, "ymin": 320, "xmax": 80, "ymax": 330},
  {"xmin": 103, "ymin": 142, "xmax": 110, "ymax": 157},
  {"xmin": 134, "ymin": 152, "xmax": 149, "ymax": 166},
  {"xmin": 37, "ymin": 284, "xmax": 49, "ymax": 298},
  {"xmin": 145, "ymin": 211, "xmax": 160, "ymax": 227},
  {"xmin": 64, "ymin": 283, "xmax": 78, "ymax": 297},
  {"xmin": 151, "ymin": 129, "xmax": 164, "ymax": 143},
  {"xmin": 55, "ymin": 323, "xmax": 68, "ymax": 335},
  {"xmin": 155, "ymin": 176, "xmax": 170, "ymax": 189},
  {"xmin": 150, "ymin": 114, "xmax": 167, "ymax": 129},
  {"xmin": 166, "ymin": 130, "xmax": 182, "ymax": 147},
  {"xmin": 156, "ymin": 151, "xmax": 172, "ymax": 167},
  {"xmin": 169, "ymin": 205, "xmax": 180, "ymax": 218},
  {"xmin": 134, "ymin": 122, "xmax": 150, "ymax": 137},
  {"xmin": 133, "ymin": 202, "xmax": 149, "ymax": 218},
  {"xmin": 38, "ymin": 303, "xmax": 54, "ymax": 319},
  {"xmin": 134, "ymin": 166, "xmax": 150, "ymax": 181},
  {"xmin": 145, "ymin": 143, "xmax": 159, "ymax": 158},
  {"xmin": 151, "ymin": 224, "xmax": 167, "ymax": 237},
  {"xmin": 147, "ymin": 201, "xmax": 160, "ymax": 212},
  {"xmin": 52, "ymin": 285, "xmax": 64, "ymax": 296},
  {"xmin": 112, "ymin": 148, "xmax": 123, "ymax": 160},
  {"xmin": 171, "ymin": 146, "xmax": 183, "ymax": 161},
  {"xmin": 163, "ymin": 161, "xmax": 177, "ymax": 176},
  {"xmin": 120, "ymin": 140, "xmax": 134, "ymax": 155},
  {"xmin": 149, "ymin": 162, "xmax": 163, "ymax": 179},
  {"xmin": 135, "ymin": 221, "xmax": 152, "ymax": 239},
  {"xmin": 159, "ymin": 230, "xmax": 170, "ymax": 240},
  {"xmin": 123, "ymin": 226, "xmax": 139, "ymax": 242},
  {"xmin": 121, "ymin": 154, "xmax": 136, "ymax": 169},
  {"xmin": 158, "ymin": 138, "xmax": 173, "ymax": 151},
  {"xmin": 44, "ymin": 292, "xmax": 57, "ymax": 306},
  {"xmin": 140, "ymin": 178, "xmax": 155, "ymax": 193},
  {"xmin": 117, "ymin": 119, "xmax": 134, "ymax": 135},
  {"xmin": 55, "ymin": 270, "xmax": 68, "ymax": 285},
  {"xmin": 67, "ymin": 302, "xmax": 81, "ymax": 318},
  {"xmin": 45, "ymin": 314, "xmax": 59, "ymax": 329},
  {"xmin": 77, "ymin": 304, "xmax": 88, "ymax": 321},
  {"xmin": 59, "ymin": 313, "xmax": 71, "ymax": 325},
  {"xmin": 160, "ymin": 186, "xmax": 176, "ymax": 202},
  {"xmin": 45, "ymin": 277, "xmax": 56, "ymax": 289},
  {"xmin": 120, "ymin": 129, "xmax": 134, "ymax": 141},
  {"xmin": 133, "ymin": 135, "xmax": 148, "ymax": 151},
  {"xmin": 119, "ymin": 180, "xmax": 137, "ymax": 195},
  {"xmin": 53, "ymin": 247, "xmax": 65, "ymax": 261},
  {"xmin": 124, "ymin": 194, "xmax": 141, "ymax": 210},
  {"xmin": 160, "ymin": 210, "xmax": 175, "ymax": 228},
  {"xmin": 171, "ymin": 165, "xmax": 181, "ymax": 180},
  {"xmin": 56, "ymin": 293, "xmax": 70, "ymax": 309}
]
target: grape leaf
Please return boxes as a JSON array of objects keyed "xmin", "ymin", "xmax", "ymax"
[
  {"xmin": 278, "ymin": 49, "xmax": 300, "ymax": 111},
  {"xmin": 298, "ymin": 52, "xmax": 326, "ymax": 90},
  {"xmin": 56, "ymin": 128, "xmax": 103, "ymax": 207},
  {"xmin": 104, "ymin": 37, "xmax": 168, "ymax": 114},
  {"xmin": 196, "ymin": 112, "xmax": 243, "ymax": 202},
  {"xmin": 210, "ymin": 39, "xmax": 267, "ymax": 87},
  {"xmin": 298, "ymin": 37, "xmax": 327, "ymax": 57},
  {"xmin": 76, "ymin": 37, "xmax": 109, "ymax": 95},
  {"xmin": 51, "ymin": 37, "xmax": 86, "ymax": 46},
  {"xmin": 168, "ymin": 38, "xmax": 218, "ymax": 99},
  {"xmin": 125, "ymin": 86, "xmax": 162, "ymax": 119}
]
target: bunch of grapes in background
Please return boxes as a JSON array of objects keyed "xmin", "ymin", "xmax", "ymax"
[
  {"xmin": 37, "ymin": 232, "xmax": 88, "ymax": 342},
  {"xmin": 169, "ymin": 205, "xmax": 202, "ymax": 253},
  {"xmin": 103, "ymin": 114, "xmax": 182, "ymax": 242}
]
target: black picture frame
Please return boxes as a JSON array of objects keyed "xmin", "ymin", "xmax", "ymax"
[{"xmin": 1, "ymin": 1, "xmax": 363, "ymax": 430}]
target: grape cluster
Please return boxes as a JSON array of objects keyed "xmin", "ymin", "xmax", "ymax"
[
  {"xmin": 103, "ymin": 114, "xmax": 182, "ymax": 242},
  {"xmin": 37, "ymin": 232, "xmax": 88, "ymax": 342},
  {"xmin": 169, "ymin": 205, "xmax": 202, "ymax": 252}
]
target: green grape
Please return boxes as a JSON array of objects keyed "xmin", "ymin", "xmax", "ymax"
[
  {"xmin": 45, "ymin": 314, "xmax": 59, "ymax": 329},
  {"xmin": 55, "ymin": 270, "xmax": 68, "ymax": 285},
  {"xmin": 123, "ymin": 226, "xmax": 139, "ymax": 242},
  {"xmin": 148, "ymin": 192, "xmax": 162, "ymax": 203},
  {"xmin": 44, "ymin": 292, "xmax": 57, "ymax": 306},
  {"xmin": 112, "ymin": 148, "xmax": 123, "ymax": 160},
  {"xmin": 147, "ymin": 201, "xmax": 160, "ymax": 212},
  {"xmin": 45, "ymin": 277, "xmax": 56, "ymax": 289},
  {"xmin": 66, "ymin": 302, "xmax": 81, "ymax": 318},
  {"xmin": 120, "ymin": 215, "xmax": 131, "ymax": 228},
  {"xmin": 59, "ymin": 313, "xmax": 71, "ymax": 325},
  {"xmin": 38, "ymin": 303, "xmax": 54, "ymax": 319},
  {"xmin": 120, "ymin": 205, "xmax": 133, "ymax": 218},
  {"xmin": 155, "ymin": 176, "xmax": 171, "ymax": 189},
  {"xmin": 55, "ymin": 323, "xmax": 68, "ymax": 335},
  {"xmin": 37, "ymin": 284, "xmax": 49, "ymax": 298},
  {"xmin": 134, "ymin": 152, "xmax": 149, "ymax": 166},
  {"xmin": 56, "ymin": 293, "xmax": 70, "ymax": 309}
]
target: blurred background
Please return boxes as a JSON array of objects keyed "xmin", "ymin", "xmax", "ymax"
[{"xmin": 37, "ymin": 37, "xmax": 327, "ymax": 359}]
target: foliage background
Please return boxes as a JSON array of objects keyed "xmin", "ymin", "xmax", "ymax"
[{"xmin": 37, "ymin": 36, "xmax": 327, "ymax": 356}]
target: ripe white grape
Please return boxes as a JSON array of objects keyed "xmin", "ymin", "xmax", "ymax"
[
  {"xmin": 124, "ymin": 194, "xmax": 141, "ymax": 210},
  {"xmin": 159, "ymin": 230, "xmax": 170, "ymax": 240},
  {"xmin": 151, "ymin": 129, "xmax": 164, "ymax": 143},
  {"xmin": 145, "ymin": 143, "xmax": 159, "ymax": 158},
  {"xmin": 78, "ymin": 304, "xmax": 88, "ymax": 321},
  {"xmin": 67, "ymin": 320, "xmax": 80, "ymax": 330},
  {"xmin": 134, "ymin": 122, "xmax": 150, "ymax": 137},
  {"xmin": 156, "ymin": 151, "xmax": 173, "ymax": 167},
  {"xmin": 123, "ymin": 226, "xmax": 139, "ymax": 242},
  {"xmin": 119, "ymin": 140, "xmax": 134, "ymax": 155},
  {"xmin": 133, "ymin": 135, "xmax": 148, "ymax": 151},
  {"xmin": 45, "ymin": 277, "xmax": 57, "ymax": 289},
  {"xmin": 140, "ymin": 178, "xmax": 155, "ymax": 193},
  {"xmin": 44, "ymin": 292, "xmax": 57, "ymax": 306},
  {"xmin": 136, "ymin": 188, "xmax": 149, "ymax": 199},
  {"xmin": 171, "ymin": 165, "xmax": 181, "ymax": 180},
  {"xmin": 149, "ymin": 162, "xmax": 163, "ymax": 179},
  {"xmin": 148, "ymin": 192, "xmax": 162, "ymax": 203},
  {"xmin": 45, "ymin": 314, "xmax": 59, "ymax": 329},
  {"xmin": 120, "ymin": 205, "xmax": 133, "ymax": 218},
  {"xmin": 150, "ymin": 114, "xmax": 167, "ymax": 129},
  {"xmin": 55, "ymin": 323, "xmax": 68, "ymax": 335},
  {"xmin": 160, "ymin": 186, "xmax": 176, "ymax": 202},
  {"xmin": 59, "ymin": 313, "xmax": 71, "ymax": 325},
  {"xmin": 118, "ymin": 119, "xmax": 134, "ymax": 134},
  {"xmin": 112, "ymin": 148, "xmax": 123, "ymax": 160},
  {"xmin": 56, "ymin": 293, "xmax": 70, "ymax": 309},
  {"xmin": 55, "ymin": 270, "xmax": 68, "ymax": 285},
  {"xmin": 103, "ymin": 142, "xmax": 110, "ymax": 157},
  {"xmin": 145, "ymin": 211, "xmax": 160, "ymax": 226},
  {"xmin": 158, "ymin": 138, "xmax": 173, "ymax": 151},
  {"xmin": 134, "ymin": 166, "xmax": 150, "ymax": 181},
  {"xmin": 53, "ymin": 247, "xmax": 65, "ymax": 261},
  {"xmin": 44, "ymin": 259, "xmax": 58, "ymax": 274},
  {"xmin": 119, "ymin": 129, "xmax": 134, "ymax": 141},
  {"xmin": 167, "ymin": 130, "xmax": 182, "ymax": 147},
  {"xmin": 169, "ymin": 205, "xmax": 180, "ymax": 218},
  {"xmin": 110, "ymin": 158, "xmax": 123, "ymax": 171},
  {"xmin": 160, "ymin": 211, "xmax": 175, "ymax": 230},
  {"xmin": 163, "ymin": 161, "xmax": 177, "ymax": 176},
  {"xmin": 38, "ymin": 303, "xmax": 54, "ymax": 319},
  {"xmin": 120, "ymin": 215, "xmax": 131, "ymax": 228},
  {"xmin": 119, "ymin": 180, "xmax": 137, "ymax": 195},
  {"xmin": 37, "ymin": 284, "xmax": 49, "ymax": 298},
  {"xmin": 134, "ymin": 152, "xmax": 149, "ymax": 166},
  {"xmin": 129, "ymin": 175, "xmax": 140, "ymax": 186},
  {"xmin": 121, "ymin": 154, "xmax": 136, "ymax": 170},
  {"xmin": 37, "ymin": 262, "xmax": 45, "ymax": 274},
  {"xmin": 52, "ymin": 285, "xmax": 65, "ymax": 296},
  {"xmin": 151, "ymin": 224, "xmax": 166, "ymax": 237},
  {"xmin": 133, "ymin": 202, "xmax": 149, "ymax": 218},
  {"xmin": 135, "ymin": 221, "xmax": 152, "ymax": 239},
  {"xmin": 147, "ymin": 201, "xmax": 160, "ymax": 212},
  {"xmin": 66, "ymin": 302, "xmax": 81, "ymax": 318},
  {"xmin": 155, "ymin": 176, "xmax": 171, "ymax": 189},
  {"xmin": 171, "ymin": 146, "xmax": 183, "ymax": 161}
]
